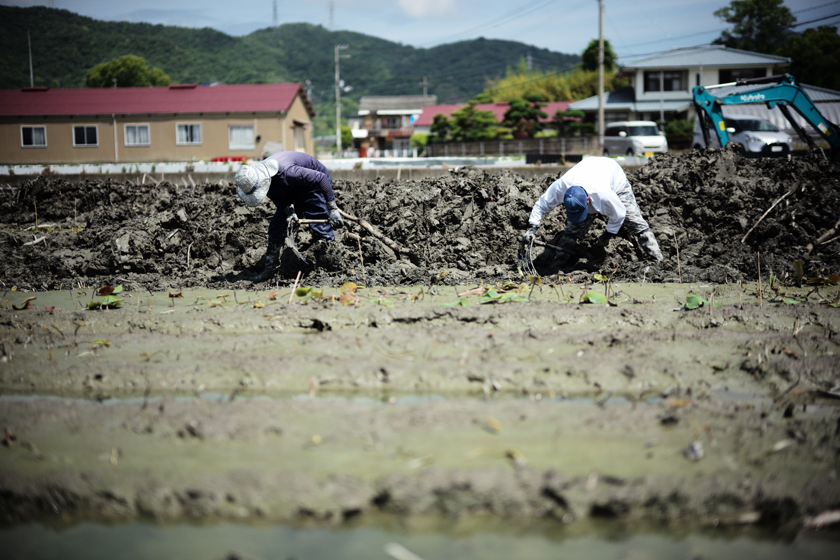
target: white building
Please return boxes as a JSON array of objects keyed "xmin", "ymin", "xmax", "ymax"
[{"xmin": 569, "ymin": 45, "xmax": 840, "ymax": 146}]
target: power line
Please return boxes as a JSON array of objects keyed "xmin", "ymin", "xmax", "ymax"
[
  {"xmin": 418, "ymin": 0, "xmax": 558, "ymax": 48},
  {"xmin": 615, "ymin": 10, "xmax": 840, "ymax": 58}
]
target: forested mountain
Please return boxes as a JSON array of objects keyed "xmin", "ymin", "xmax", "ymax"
[{"xmin": 0, "ymin": 5, "xmax": 580, "ymax": 107}]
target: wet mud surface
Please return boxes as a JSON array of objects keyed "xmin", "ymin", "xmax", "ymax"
[{"xmin": 1, "ymin": 148, "xmax": 839, "ymax": 537}]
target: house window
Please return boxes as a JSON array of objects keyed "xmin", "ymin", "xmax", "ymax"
[
  {"xmin": 21, "ymin": 126, "xmax": 47, "ymax": 147},
  {"xmin": 383, "ymin": 116, "xmax": 401, "ymax": 129},
  {"xmin": 719, "ymin": 68, "xmax": 767, "ymax": 83},
  {"xmin": 124, "ymin": 124, "xmax": 150, "ymax": 146},
  {"xmin": 643, "ymin": 71, "xmax": 685, "ymax": 92},
  {"xmin": 229, "ymin": 125, "xmax": 255, "ymax": 150},
  {"xmin": 73, "ymin": 125, "xmax": 98, "ymax": 147},
  {"xmin": 176, "ymin": 123, "xmax": 201, "ymax": 145}
]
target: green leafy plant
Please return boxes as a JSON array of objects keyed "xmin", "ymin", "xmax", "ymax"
[
  {"xmin": 443, "ymin": 298, "xmax": 470, "ymax": 307},
  {"xmin": 684, "ymin": 293, "xmax": 720, "ymax": 310},
  {"xmin": 295, "ymin": 287, "xmax": 324, "ymax": 304},
  {"xmin": 481, "ymin": 287, "xmax": 528, "ymax": 304},
  {"xmin": 580, "ymin": 291, "xmax": 608, "ymax": 304},
  {"xmin": 88, "ymin": 285, "xmax": 123, "ymax": 310},
  {"xmin": 88, "ymin": 295, "xmax": 122, "ymax": 310}
]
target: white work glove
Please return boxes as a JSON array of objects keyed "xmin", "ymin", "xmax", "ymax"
[
  {"xmin": 327, "ymin": 200, "xmax": 344, "ymax": 229},
  {"xmin": 521, "ymin": 224, "xmax": 537, "ymax": 244}
]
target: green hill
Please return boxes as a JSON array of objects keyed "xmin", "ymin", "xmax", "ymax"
[{"xmin": 1, "ymin": 6, "xmax": 581, "ymax": 134}]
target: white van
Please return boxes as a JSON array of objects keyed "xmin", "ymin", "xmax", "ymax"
[
  {"xmin": 602, "ymin": 121, "xmax": 668, "ymax": 157},
  {"xmin": 693, "ymin": 115, "xmax": 792, "ymax": 157}
]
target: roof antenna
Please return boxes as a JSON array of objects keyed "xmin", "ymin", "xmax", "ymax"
[{"xmin": 27, "ymin": 28, "xmax": 34, "ymax": 87}]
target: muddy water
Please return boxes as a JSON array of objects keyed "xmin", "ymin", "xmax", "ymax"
[
  {"xmin": 2, "ymin": 517, "xmax": 840, "ymax": 560},
  {"xmin": 2, "ymin": 282, "xmax": 839, "ymax": 534}
]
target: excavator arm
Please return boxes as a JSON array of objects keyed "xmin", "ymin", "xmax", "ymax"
[{"xmin": 692, "ymin": 73, "xmax": 840, "ymax": 153}]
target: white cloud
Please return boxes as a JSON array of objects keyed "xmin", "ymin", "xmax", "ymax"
[{"xmin": 397, "ymin": 0, "xmax": 455, "ymax": 19}]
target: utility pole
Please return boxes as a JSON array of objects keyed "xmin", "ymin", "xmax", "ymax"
[
  {"xmin": 27, "ymin": 28, "xmax": 34, "ymax": 87},
  {"xmin": 330, "ymin": 0, "xmax": 335, "ymax": 31},
  {"xmin": 597, "ymin": 0, "xmax": 605, "ymax": 156},
  {"xmin": 335, "ymin": 44, "xmax": 349, "ymax": 156},
  {"xmin": 273, "ymin": 0, "xmax": 279, "ymax": 35},
  {"xmin": 419, "ymin": 76, "xmax": 428, "ymax": 97}
]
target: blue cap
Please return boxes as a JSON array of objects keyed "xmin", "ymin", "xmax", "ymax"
[{"xmin": 564, "ymin": 186, "xmax": 588, "ymax": 223}]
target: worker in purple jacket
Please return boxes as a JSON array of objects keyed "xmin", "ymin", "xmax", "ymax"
[{"xmin": 235, "ymin": 151, "xmax": 344, "ymax": 275}]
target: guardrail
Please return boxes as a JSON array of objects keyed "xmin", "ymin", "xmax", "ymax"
[{"xmin": 426, "ymin": 136, "xmax": 599, "ymax": 160}]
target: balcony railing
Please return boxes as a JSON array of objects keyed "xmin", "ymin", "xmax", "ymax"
[{"xmin": 368, "ymin": 128, "xmax": 414, "ymax": 138}]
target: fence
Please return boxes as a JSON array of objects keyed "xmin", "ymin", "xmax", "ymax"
[{"xmin": 425, "ymin": 136, "xmax": 599, "ymax": 161}]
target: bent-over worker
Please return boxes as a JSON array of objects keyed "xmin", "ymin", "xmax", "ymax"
[
  {"xmin": 235, "ymin": 151, "xmax": 344, "ymax": 274},
  {"xmin": 522, "ymin": 157, "xmax": 663, "ymax": 264}
]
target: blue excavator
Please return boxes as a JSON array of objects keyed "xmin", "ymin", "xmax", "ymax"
[{"xmin": 692, "ymin": 73, "xmax": 840, "ymax": 158}]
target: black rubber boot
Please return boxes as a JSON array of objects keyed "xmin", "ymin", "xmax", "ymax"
[{"xmin": 252, "ymin": 238, "xmax": 284, "ymax": 281}]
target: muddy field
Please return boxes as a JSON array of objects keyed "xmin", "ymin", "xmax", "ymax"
[{"xmin": 1, "ymin": 148, "xmax": 840, "ymax": 544}]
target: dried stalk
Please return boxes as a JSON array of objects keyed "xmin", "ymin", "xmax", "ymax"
[
  {"xmin": 356, "ymin": 235, "xmax": 367, "ymax": 286},
  {"xmin": 339, "ymin": 209, "xmax": 410, "ymax": 255},
  {"xmin": 741, "ymin": 187, "xmax": 796, "ymax": 244},
  {"xmin": 807, "ymin": 216, "xmax": 840, "ymax": 254},
  {"xmin": 673, "ymin": 232, "xmax": 682, "ymax": 283},
  {"xmin": 757, "ymin": 252, "xmax": 762, "ymax": 307},
  {"xmin": 289, "ymin": 270, "xmax": 302, "ymax": 304}
]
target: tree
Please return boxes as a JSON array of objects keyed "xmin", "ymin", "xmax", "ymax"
[
  {"xmin": 430, "ymin": 114, "xmax": 452, "ymax": 143},
  {"xmin": 450, "ymin": 102, "xmax": 499, "ymax": 141},
  {"xmin": 86, "ymin": 55, "xmax": 170, "ymax": 87},
  {"xmin": 340, "ymin": 125, "xmax": 353, "ymax": 151},
  {"xmin": 581, "ymin": 39, "xmax": 617, "ymax": 72},
  {"xmin": 552, "ymin": 108, "xmax": 586, "ymax": 137},
  {"xmin": 502, "ymin": 95, "xmax": 548, "ymax": 138},
  {"xmin": 410, "ymin": 133, "xmax": 429, "ymax": 156},
  {"xmin": 481, "ymin": 66, "xmax": 627, "ymax": 103},
  {"xmin": 783, "ymin": 26, "xmax": 840, "ymax": 91},
  {"xmin": 712, "ymin": 0, "xmax": 795, "ymax": 54}
]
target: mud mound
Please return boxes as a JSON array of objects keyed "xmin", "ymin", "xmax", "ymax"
[{"xmin": 1, "ymin": 147, "xmax": 838, "ymax": 291}]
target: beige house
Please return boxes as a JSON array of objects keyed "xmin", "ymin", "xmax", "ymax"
[{"xmin": 0, "ymin": 83, "xmax": 316, "ymax": 165}]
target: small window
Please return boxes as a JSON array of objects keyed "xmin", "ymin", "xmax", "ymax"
[
  {"xmin": 643, "ymin": 71, "xmax": 685, "ymax": 92},
  {"xmin": 124, "ymin": 124, "xmax": 150, "ymax": 146},
  {"xmin": 176, "ymin": 123, "xmax": 201, "ymax": 145},
  {"xmin": 229, "ymin": 125, "xmax": 255, "ymax": 150},
  {"xmin": 21, "ymin": 126, "xmax": 47, "ymax": 147},
  {"xmin": 605, "ymin": 126, "xmax": 620, "ymax": 137},
  {"xmin": 384, "ymin": 116, "xmax": 401, "ymax": 129},
  {"xmin": 73, "ymin": 125, "xmax": 98, "ymax": 147},
  {"xmin": 719, "ymin": 68, "xmax": 767, "ymax": 83}
]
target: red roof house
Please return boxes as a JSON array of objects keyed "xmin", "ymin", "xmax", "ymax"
[{"xmin": 0, "ymin": 83, "xmax": 316, "ymax": 165}]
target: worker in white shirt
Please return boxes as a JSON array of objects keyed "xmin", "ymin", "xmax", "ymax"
[{"xmin": 521, "ymin": 157, "xmax": 663, "ymax": 264}]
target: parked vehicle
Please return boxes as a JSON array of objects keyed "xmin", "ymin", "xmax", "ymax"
[
  {"xmin": 602, "ymin": 121, "xmax": 668, "ymax": 157},
  {"xmin": 692, "ymin": 115, "xmax": 792, "ymax": 157}
]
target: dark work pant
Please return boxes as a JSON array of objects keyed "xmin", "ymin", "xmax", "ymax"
[{"xmin": 267, "ymin": 188, "xmax": 334, "ymax": 243}]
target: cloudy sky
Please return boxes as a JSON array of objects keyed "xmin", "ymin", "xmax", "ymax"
[{"xmin": 4, "ymin": 0, "xmax": 839, "ymax": 62}]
